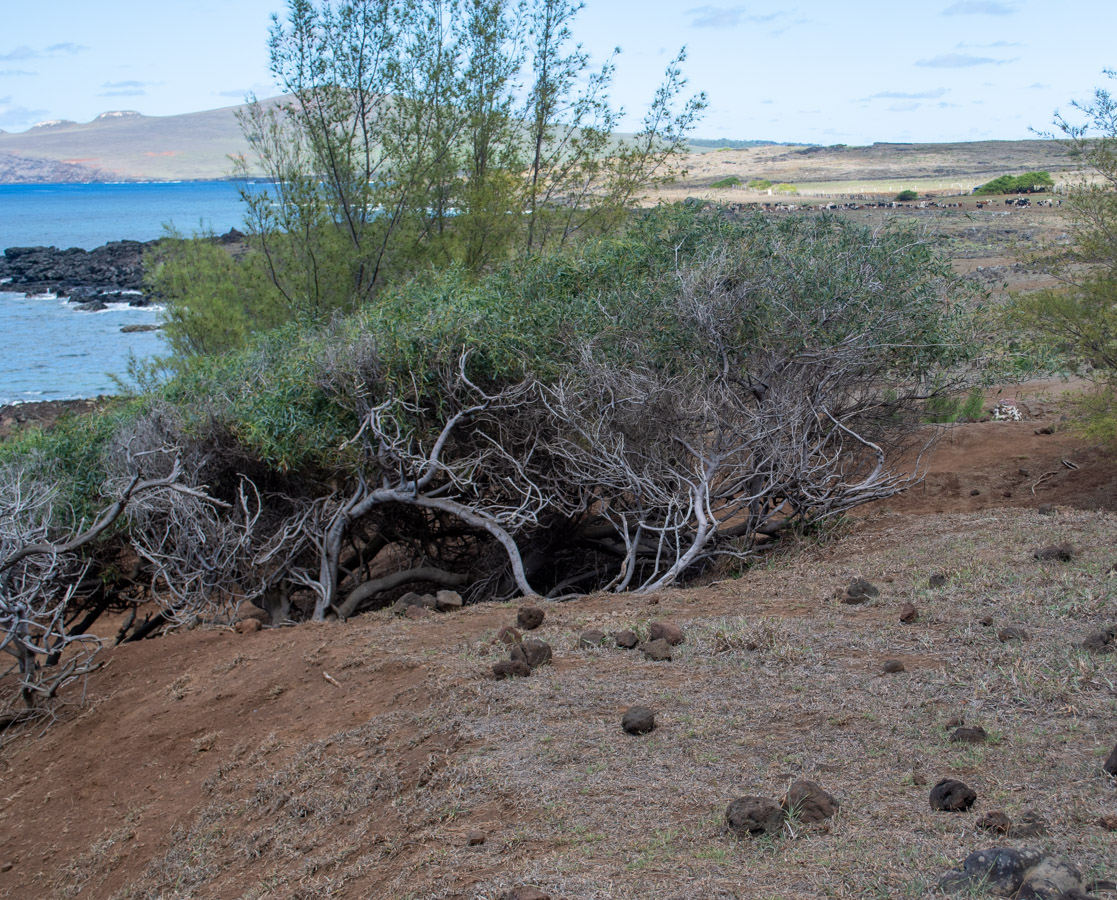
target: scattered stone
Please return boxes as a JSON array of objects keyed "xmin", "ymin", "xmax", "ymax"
[
  {"xmin": 780, "ymin": 780, "xmax": 839, "ymax": 824},
  {"xmin": 998, "ymin": 626, "xmax": 1029, "ymax": 643},
  {"xmin": 881, "ymin": 659, "xmax": 906, "ymax": 674},
  {"xmin": 1038, "ymin": 504, "xmax": 1056, "ymax": 515},
  {"xmin": 579, "ymin": 629, "xmax": 607, "ymax": 648},
  {"xmin": 1018, "ymin": 468, "xmax": 1030, "ymax": 477},
  {"xmin": 978, "ymin": 615, "xmax": 995, "ymax": 627},
  {"xmin": 393, "ymin": 591, "xmax": 437, "ymax": 615},
  {"xmin": 944, "ymin": 716, "xmax": 965, "ymax": 729},
  {"xmin": 939, "ymin": 848, "xmax": 1085, "ymax": 899},
  {"xmin": 929, "ymin": 573, "xmax": 947, "ymax": 588},
  {"xmin": 510, "ymin": 639, "xmax": 552, "ymax": 669},
  {"xmin": 726, "ymin": 796, "xmax": 785, "ymax": 837},
  {"xmin": 234, "ymin": 618, "xmax": 262, "ymax": 634},
  {"xmin": 613, "ymin": 629, "xmax": 639, "ymax": 649},
  {"xmin": 1035, "ymin": 426, "xmax": 1055, "ymax": 434},
  {"xmin": 1099, "ymin": 814, "xmax": 1117, "ymax": 832},
  {"xmin": 951, "ymin": 725, "xmax": 988, "ymax": 744},
  {"xmin": 516, "ymin": 605, "xmax": 545, "ymax": 630},
  {"xmin": 1033, "ymin": 543, "xmax": 1075, "ymax": 562},
  {"xmin": 466, "ymin": 829, "xmax": 486, "ymax": 846},
  {"xmin": 899, "ymin": 603, "xmax": 919, "ymax": 623},
  {"xmin": 1010, "ymin": 810, "xmax": 1047, "ymax": 838},
  {"xmin": 977, "ymin": 811, "xmax": 1012, "ymax": 834},
  {"xmin": 929, "ymin": 778, "xmax": 976, "ymax": 811},
  {"xmin": 840, "ymin": 578, "xmax": 880, "ymax": 604},
  {"xmin": 501, "ymin": 888, "xmax": 550, "ymax": 900},
  {"xmin": 639, "ymin": 638, "xmax": 673, "ymax": 662},
  {"xmin": 648, "ymin": 621, "xmax": 685, "ymax": 645},
  {"xmin": 1104, "ymin": 742, "xmax": 1117, "ymax": 777},
  {"xmin": 1081, "ymin": 627, "xmax": 1116, "ymax": 654},
  {"xmin": 496, "ymin": 626, "xmax": 522, "ymax": 646},
  {"xmin": 405, "ymin": 605, "xmax": 431, "ymax": 620},
  {"xmin": 970, "ymin": 489, "xmax": 981, "ymax": 496},
  {"xmin": 120, "ymin": 323, "xmax": 160, "ymax": 333},
  {"xmin": 621, "ymin": 706, "xmax": 656, "ymax": 735},
  {"xmin": 434, "ymin": 589, "xmax": 463, "ymax": 611},
  {"xmin": 492, "ymin": 659, "xmax": 532, "ymax": 680}
]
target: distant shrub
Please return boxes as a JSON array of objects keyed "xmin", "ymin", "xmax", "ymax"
[
  {"xmin": 747, "ymin": 178, "xmax": 773, "ymax": 190},
  {"xmin": 710, "ymin": 175, "xmax": 742, "ymax": 189},
  {"xmin": 974, "ymin": 172, "xmax": 1054, "ymax": 195},
  {"xmin": 773, "ymin": 183, "xmax": 798, "ymax": 195},
  {"xmin": 896, "ymin": 189, "xmax": 919, "ymax": 202}
]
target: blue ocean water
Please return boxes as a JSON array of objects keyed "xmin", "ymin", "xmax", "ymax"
[{"xmin": 1, "ymin": 181, "xmax": 252, "ymax": 404}]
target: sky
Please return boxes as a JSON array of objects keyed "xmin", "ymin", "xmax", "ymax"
[{"xmin": 1, "ymin": 0, "xmax": 1114, "ymax": 145}]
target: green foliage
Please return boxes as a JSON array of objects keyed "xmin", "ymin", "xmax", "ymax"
[
  {"xmin": 923, "ymin": 388, "xmax": 985, "ymax": 423},
  {"xmin": 747, "ymin": 178, "xmax": 772, "ymax": 190},
  {"xmin": 895, "ymin": 189, "xmax": 919, "ymax": 201},
  {"xmin": 974, "ymin": 171, "xmax": 1054, "ymax": 195},
  {"xmin": 772, "ymin": 183, "xmax": 798, "ymax": 195},
  {"xmin": 153, "ymin": 0, "xmax": 704, "ymax": 357},
  {"xmin": 709, "ymin": 176, "xmax": 742, "ymax": 189}
]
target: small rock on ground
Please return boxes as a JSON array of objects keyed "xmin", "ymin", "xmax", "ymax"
[
  {"xmin": 621, "ymin": 706, "xmax": 656, "ymax": 735},
  {"xmin": 235, "ymin": 618, "xmax": 262, "ymax": 634},
  {"xmin": 1103, "ymin": 742, "xmax": 1117, "ymax": 776},
  {"xmin": 435, "ymin": 589, "xmax": 463, "ymax": 611},
  {"xmin": 510, "ymin": 639, "xmax": 552, "ymax": 669},
  {"xmin": 466, "ymin": 830, "xmax": 486, "ymax": 846},
  {"xmin": 516, "ymin": 605, "xmax": 545, "ymax": 630},
  {"xmin": 579, "ymin": 629, "xmax": 607, "ymax": 648},
  {"xmin": 899, "ymin": 603, "xmax": 919, "ymax": 623},
  {"xmin": 930, "ymin": 778, "xmax": 977, "ymax": 811},
  {"xmin": 998, "ymin": 625, "xmax": 1029, "ymax": 642},
  {"xmin": 496, "ymin": 626, "xmax": 522, "ymax": 645},
  {"xmin": 780, "ymin": 780, "xmax": 839, "ymax": 824},
  {"xmin": 648, "ymin": 621, "xmax": 685, "ymax": 645},
  {"xmin": 726, "ymin": 796, "xmax": 785, "ymax": 837},
  {"xmin": 939, "ymin": 847, "xmax": 1084, "ymax": 899},
  {"xmin": 405, "ymin": 605, "xmax": 431, "ymax": 620},
  {"xmin": 840, "ymin": 578, "xmax": 880, "ymax": 604},
  {"xmin": 639, "ymin": 638, "xmax": 673, "ymax": 662},
  {"xmin": 929, "ymin": 573, "xmax": 947, "ymax": 588},
  {"xmin": 1033, "ymin": 543, "xmax": 1075, "ymax": 562},
  {"xmin": 613, "ymin": 629, "xmax": 639, "ymax": 649},
  {"xmin": 492, "ymin": 659, "xmax": 532, "ymax": 680},
  {"xmin": 1081, "ymin": 627, "xmax": 1116, "ymax": 653},
  {"xmin": 881, "ymin": 659, "xmax": 905, "ymax": 674},
  {"xmin": 951, "ymin": 725, "xmax": 988, "ymax": 744},
  {"xmin": 501, "ymin": 888, "xmax": 550, "ymax": 900},
  {"xmin": 977, "ymin": 811, "xmax": 1012, "ymax": 834}
]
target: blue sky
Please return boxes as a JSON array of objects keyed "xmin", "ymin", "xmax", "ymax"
[{"xmin": 0, "ymin": 0, "xmax": 1113, "ymax": 144}]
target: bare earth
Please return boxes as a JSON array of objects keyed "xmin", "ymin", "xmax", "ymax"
[{"xmin": 1, "ymin": 380, "xmax": 1116, "ymax": 899}]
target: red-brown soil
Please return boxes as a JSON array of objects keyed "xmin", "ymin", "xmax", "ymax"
[{"xmin": 2, "ymin": 388, "xmax": 1117, "ymax": 899}]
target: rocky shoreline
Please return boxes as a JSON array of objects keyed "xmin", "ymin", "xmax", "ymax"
[{"xmin": 0, "ymin": 229, "xmax": 244, "ymax": 311}]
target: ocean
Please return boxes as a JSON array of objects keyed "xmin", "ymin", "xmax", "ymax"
[{"xmin": 0, "ymin": 181, "xmax": 248, "ymax": 405}]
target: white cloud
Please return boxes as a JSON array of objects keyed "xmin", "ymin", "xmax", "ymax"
[{"xmin": 916, "ymin": 53, "xmax": 1015, "ymax": 68}]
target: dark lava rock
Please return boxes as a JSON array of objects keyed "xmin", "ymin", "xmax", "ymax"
[
  {"xmin": 492, "ymin": 659, "xmax": 532, "ymax": 680},
  {"xmin": 977, "ymin": 810, "xmax": 1012, "ymax": 834},
  {"xmin": 404, "ymin": 605, "xmax": 431, "ymax": 620},
  {"xmin": 929, "ymin": 573, "xmax": 947, "ymax": 588},
  {"xmin": 1081, "ymin": 627, "xmax": 1116, "ymax": 654},
  {"xmin": 639, "ymin": 638, "xmax": 673, "ymax": 662},
  {"xmin": 970, "ymin": 489, "xmax": 982, "ymax": 496},
  {"xmin": 939, "ymin": 847, "xmax": 1085, "ymax": 899},
  {"xmin": 434, "ymin": 590, "xmax": 463, "ymax": 611},
  {"xmin": 648, "ymin": 621, "xmax": 685, "ymax": 645},
  {"xmin": 840, "ymin": 578, "xmax": 880, "ymax": 604},
  {"xmin": 393, "ymin": 591, "xmax": 436, "ymax": 615},
  {"xmin": 1104, "ymin": 742, "xmax": 1117, "ymax": 777},
  {"xmin": 0, "ymin": 240, "xmax": 152, "ymax": 294},
  {"xmin": 978, "ymin": 614, "xmax": 995, "ymax": 627},
  {"xmin": 951, "ymin": 725, "xmax": 988, "ymax": 744},
  {"xmin": 510, "ymin": 639, "xmax": 552, "ymax": 669},
  {"xmin": 501, "ymin": 888, "xmax": 550, "ymax": 900},
  {"xmin": 496, "ymin": 626, "xmax": 522, "ymax": 645},
  {"xmin": 1038, "ymin": 504, "xmax": 1056, "ymax": 515},
  {"xmin": 1034, "ymin": 543, "xmax": 1075, "ymax": 562},
  {"xmin": 621, "ymin": 706, "xmax": 656, "ymax": 735},
  {"xmin": 998, "ymin": 626, "xmax": 1029, "ymax": 643},
  {"xmin": 930, "ymin": 778, "xmax": 977, "ymax": 811},
  {"xmin": 120, "ymin": 323, "xmax": 160, "ymax": 333},
  {"xmin": 780, "ymin": 780, "xmax": 839, "ymax": 824},
  {"xmin": 466, "ymin": 829, "xmax": 486, "ymax": 846},
  {"xmin": 1010, "ymin": 810, "xmax": 1048, "ymax": 838},
  {"xmin": 579, "ymin": 629, "xmax": 607, "ymax": 648},
  {"xmin": 516, "ymin": 605, "xmax": 545, "ymax": 630},
  {"xmin": 899, "ymin": 603, "xmax": 919, "ymax": 623},
  {"xmin": 726, "ymin": 796, "xmax": 785, "ymax": 837},
  {"xmin": 613, "ymin": 629, "xmax": 639, "ymax": 649},
  {"xmin": 880, "ymin": 659, "xmax": 906, "ymax": 674}
]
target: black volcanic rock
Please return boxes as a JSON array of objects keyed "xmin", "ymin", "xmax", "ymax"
[{"xmin": 0, "ymin": 240, "xmax": 152, "ymax": 295}]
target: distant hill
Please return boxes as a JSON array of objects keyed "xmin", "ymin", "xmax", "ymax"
[{"xmin": 0, "ymin": 101, "xmax": 271, "ymax": 182}]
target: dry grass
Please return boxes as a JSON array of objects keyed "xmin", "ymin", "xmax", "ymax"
[{"xmin": 87, "ymin": 507, "xmax": 1117, "ymax": 900}]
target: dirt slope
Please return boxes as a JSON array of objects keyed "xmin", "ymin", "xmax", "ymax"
[{"xmin": 2, "ymin": 397, "xmax": 1116, "ymax": 899}]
